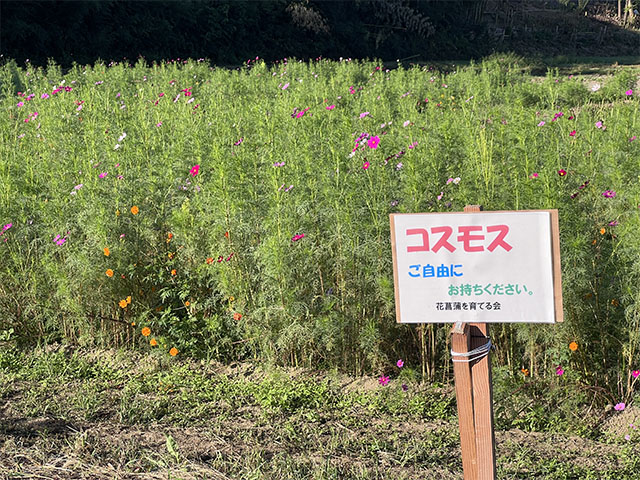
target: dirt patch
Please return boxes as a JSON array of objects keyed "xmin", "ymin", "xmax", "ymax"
[{"xmin": 601, "ymin": 405, "xmax": 640, "ymax": 439}]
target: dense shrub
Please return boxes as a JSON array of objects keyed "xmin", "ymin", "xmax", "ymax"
[{"xmin": 1, "ymin": 57, "xmax": 639, "ymax": 400}]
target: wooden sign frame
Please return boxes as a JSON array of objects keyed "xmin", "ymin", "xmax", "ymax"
[
  {"xmin": 390, "ymin": 205, "xmax": 564, "ymax": 480},
  {"xmin": 389, "ymin": 208, "xmax": 563, "ymax": 324}
]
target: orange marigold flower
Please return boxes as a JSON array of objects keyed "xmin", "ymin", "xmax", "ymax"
[
  {"xmin": 233, "ymin": 312, "xmax": 242, "ymax": 321},
  {"xmin": 599, "ymin": 228, "xmax": 606, "ymax": 235},
  {"xmin": 119, "ymin": 299, "xmax": 128, "ymax": 309},
  {"xmin": 131, "ymin": 322, "xmax": 136, "ymax": 326},
  {"xmin": 224, "ymin": 231, "xmax": 229, "ymax": 238},
  {"xmin": 126, "ymin": 295, "xmax": 132, "ymax": 305},
  {"xmin": 569, "ymin": 341, "xmax": 578, "ymax": 352},
  {"xmin": 521, "ymin": 368, "xmax": 529, "ymax": 376},
  {"xmin": 106, "ymin": 269, "xmax": 114, "ymax": 277},
  {"xmin": 206, "ymin": 257, "xmax": 214, "ymax": 264},
  {"xmin": 612, "ymin": 299, "xmax": 619, "ymax": 306},
  {"xmin": 184, "ymin": 301, "xmax": 190, "ymax": 307},
  {"xmin": 171, "ymin": 269, "xmax": 177, "ymax": 276},
  {"xmin": 141, "ymin": 327, "xmax": 151, "ymax": 337},
  {"xmin": 169, "ymin": 347, "xmax": 178, "ymax": 356},
  {"xmin": 150, "ymin": 338, "xmax": 158, "ymax": 346},
  {"xmin": 103, "ymin": 247, "xmax": 110, "ymax": 256},
  {"xmin": 131, "ymin": 205, "xmax": 139, "ymax": 215},
  {"xmin": 168, "ymin": 252, "xmax": 174, "ymax": 259},
  {"xmin": 167, "ymin": 232, "xmax": 173, "ymax": 242}
]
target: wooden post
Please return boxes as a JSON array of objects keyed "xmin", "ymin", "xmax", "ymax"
[
  {"xmin": 451, "ymin": 321, "xmax": 478, "ymax": 479},
  {"xmin": 450, "ymin": 205, "xmax": 496, "ymax": 480},
  {"xmin": 470, "ymin": 323, "xmax": 496, "ymax": 480}
]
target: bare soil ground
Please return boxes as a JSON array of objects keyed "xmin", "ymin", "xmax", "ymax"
[{"xmin": 1, "ymin": 359, "xmax": 638, "ymax": 480}]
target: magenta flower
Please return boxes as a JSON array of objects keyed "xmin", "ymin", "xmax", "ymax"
[
  {"xmin": 626, "ymin": 89, "xmax": 633, "ymax": 96},
  {"xmin": 401, "ymin": 384, "xmax": 408, "ymax": 391},
  {"xmin": 98, "ymin": 172, "xmax": 108, "ymax": 179},
  {"xmin": 368, "ymin": 136, "xmax": 380, "ymax": 149},
  {"xmin": 190, "ymin": 164, "xmax": 200, "ymax": 177},
  {"xmin": 608, "ymin": 220, "xmax": 619, "ymax": 226},
  {"xmin": 632, "ymin": 370, "xmax": 639, "ymax": 379},
  {"xmin": 602, "ymin": 190, "xmax": 616, "ymax": 198},
  {"xmin": 569, "ymin": 130, "xmax": 576, "ymax": 137},
  {"xmin": 615, "ymin": 402, "xmax": 626, "ymax": 411},
  {"xmin": 282, "ymin": 82, "xmax": 289, "ymax": 90},
  {"xmin": 234, "ymin": 138, "xmax": 244, "ymax": 146},
  {"xmin": 362, "ymin": 161, "xmax": 370, "ymax": 170},
  {"xmin": 291, "ymin": 233, "xmax": 305, "ymax": 242},
  {"xmin": 558, "ymin": 169, "xmax": 567, "ymax": 176},
  {"xmin": 326, "ymin": 105, "xmax": 335, "ymax": 110},
  {"xmin": 595, "ymin": 121, "xmax": 603, "ymax": 128},
  {"xmin": 360, "ymin": 112, "xmax": 370, "ymax": 119},
  {"xmin": 556, "ymin": 366, "xmax": 564, "ymax": 376},
  {"xmin": 529, "ymin": 173, "xmax": 539, "ymax": 179},
  {"xmin": 537, "ymin": 121, "xmax": 545, "ymax": 127},
  {"xmin": 17, "ymin": 101, "xmax": 24, "ymax": 107},
  {"xmin": 396, "ymin": 359, "xmax": 404, "ymax": 368},
  {"xmin": 630, "ymin": 136, "xmax": 637, "ymax": 142},
  {"xmin": 156, "ymin": 122, "xmax": 162, "ymax": 127},
  {"xmin": 378, "ymin": 375, "xmax": 389, "ymax": 386}
]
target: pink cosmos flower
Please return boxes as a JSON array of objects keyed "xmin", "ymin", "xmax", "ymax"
[
  {"xmin": 595, "ymin": 121, "xmax": 603, "ymax": 128},
  {"xmin": 282, "ymin": 82, "xmax": 289, "ymax": 90},
  {"xmin": 326, "ymin": 105, "xmax": 335, "ymax": 110},
  {"xmin": 190, "ymin": 164, "xmax": 200, "ymax": 177},
  {"xmin": 602, "ymin": 190, "xmax": 616, "ymax": 198},
  {"xmin": 632, "ymin": 370, "xmax": 639, "ymax": 378},
  {"xmin": 569, "ymin": 130, "xmax": 576, "ymax": 137},
  {"xmin": 630, "ymin": 136, "xmax": 636, "ymax": 142},
  {"xmin": 99, "ymin": 172, "xmax": 108, "ymax": 178},
  {"xmin": 397, "ymin": 359, "xmax": 404, "ymax": 368},
  {"xmin": 378, "ymin": 376, "xmax": 389, "ymax": 386},
  {"xmin": 558, "ymin": 169, "xmax": 567, "ymax": 176},
  {"xmin": 368, "ymin": 136, "xmax": 380, "ymax": 149},
  {"xmin": 615, "ymin": 402, "xmax": 626, "ymax": 411},
  {"xmin": 156, "ymin": 122, "xmax": 162, "ymax": 127},
  {"xmin": 530, "ymin": 173, "xmax": 539, "ymax": 179},
  {"xmin": 626, "ymin": 89, "xmax": 633, "ymax": 96},
  {"xmin": 360, "ymin": 112, "xmax": 370, "ymax": 119},
  {"xmin": 556, "ymin": 366, "xmax": 564, "ymax": 376},
  {"xmin": 362, "ymin": 161, "xmax": 370, "ymax": 170}
]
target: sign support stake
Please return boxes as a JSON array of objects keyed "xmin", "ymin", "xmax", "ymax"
[{"xmin": 451, "ymin": 205, "xmax": 496, "ymax": 480}]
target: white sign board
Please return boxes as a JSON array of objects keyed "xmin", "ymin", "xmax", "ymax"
[{"xmin": 390, "ymin": 210, "xmax": 562, "ymax": 323}]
